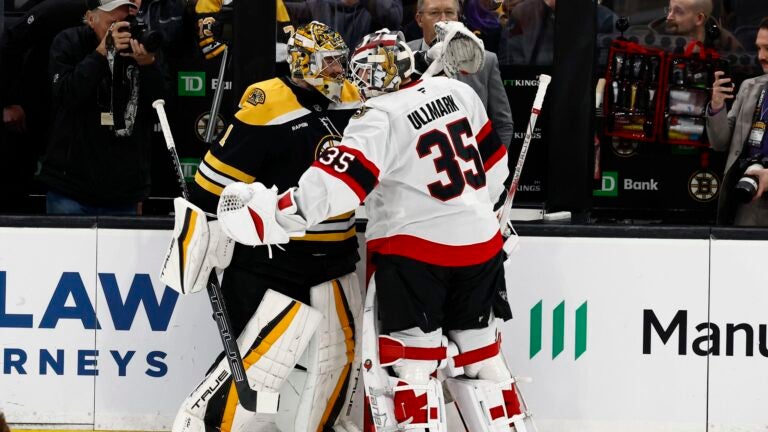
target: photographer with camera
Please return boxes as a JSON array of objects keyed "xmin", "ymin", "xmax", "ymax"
[
  {"xmin": 38, "ymin": 0, "xmax": 168, "ymax": 215},
  {"xmin": 707, "ymin": 16, "xmax": 768, "ymax": 225}
]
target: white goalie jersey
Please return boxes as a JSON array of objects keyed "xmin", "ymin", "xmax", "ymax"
[{"xmin": 293, "ymin": 76, "xmax": 510, "ymax": 267}]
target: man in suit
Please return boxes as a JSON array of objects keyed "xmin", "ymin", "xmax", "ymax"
[
  {"xmin": 707, "ymin": 16, "xmax": 768, "ymax": 225},
  {"xmin": 408, "ymin": 0, "xmax": 515, "ymax": 148}
]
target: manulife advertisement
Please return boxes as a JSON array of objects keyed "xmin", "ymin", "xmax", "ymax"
[
  {"xmin": 2, "ymin": 229, "xmax": 768, "ymax": 431},
  {"xmin": 502, "ymin": 236, "xmax": 768, "ymax": 432}
]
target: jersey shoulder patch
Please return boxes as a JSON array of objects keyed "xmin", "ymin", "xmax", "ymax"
[{"xmin": 236, "ymin": 79, "xmax": 305, "ymax": 126}]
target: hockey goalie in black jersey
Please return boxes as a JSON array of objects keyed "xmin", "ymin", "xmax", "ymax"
[
  {"xmin": 160, "ymin": 22, "xmax": 363, "ymax": 432},
  {"xmin": 215, "ymin": 27, "xmax": 536, "ymax": 432}
]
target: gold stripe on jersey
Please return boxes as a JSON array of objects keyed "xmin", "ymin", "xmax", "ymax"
[
  {"xmin": 291, "ymin": 211, "xmax": 356, "ymax": 242},
  {"xmin": 204, "ymin": 151, "xmax": 255, "ymax": 183},
  {"xmin": 326, "ymin": 211, "xmax": 354, "ymax": 222},
  {"xmin": 194, "ymin": 151, "xmax": 254, "ymax": 196},
  {"xmin": 236, "ymin": 79, "xmax": 309, "ymax": 126},
  {"xmin": 291, "ymin": 228, "xmax": 357, "ymax": 242},
  {"xmin": 194, "ymin": 170, "xmax": 224, "ymax": 196}
]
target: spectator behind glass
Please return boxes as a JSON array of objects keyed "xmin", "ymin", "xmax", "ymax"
[
  {"xmin": 499, "ymin": 0, "xmax": 615, "ymax": 66},
  {"xmin": 648, "ymin": 0, "xmax": 743, "ymax": 52},
  {"xmin": 284, "ymin": 0, "xmax": 403, "ymax": 48},
  {"xmin": 1, "ymin": 0, "xmax": 87, "ymax": 214},
  {"xmin": 706, "ymin": 17, "xmax": 768, "ymax": 225},
  {"xmin": 38, "ymin": 0, "xmax": 168, "ymax": 215},
  {"xmin": 498, "ymin": 0, "xmax": 555, "ymax": 65},
  {"xmin": 408, "ymin": 0, "xmax": 515, "ymax": 148},
  {"xmin": 0, "ymin": 0, "xmax": 182, "ymax": 214},
  {"xmin": 463, "ymin": 0, "xmax": 502, "ymax": 53}
]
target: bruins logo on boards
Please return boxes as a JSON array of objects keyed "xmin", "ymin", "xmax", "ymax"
[
  {"xmin": 688, "ymin": 170, "xmax": 719, "ymax": 202},
  {"xmin": 194, "ymin": 112, "xmax": 226, "ymax": 142},
  {"xmin": 315, "ymin": 134, "xmax": 342, "ymax": 160},
  {"xmin": 247, "ymin": 88, "xmax": 266, "ymax": 106},
  {"xmin": 611, "ymin": 138, "xmax": 639, "ymax": 158}
]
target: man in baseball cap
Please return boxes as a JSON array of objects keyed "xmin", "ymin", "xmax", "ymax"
[{"xmin": 86, "ymin": 0, "xmax": 135, "ymax": 11}]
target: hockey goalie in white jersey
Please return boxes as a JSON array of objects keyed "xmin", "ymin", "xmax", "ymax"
[{"xmin": 216, "ymin": 27, "xmax": 535, "ymax": 432}]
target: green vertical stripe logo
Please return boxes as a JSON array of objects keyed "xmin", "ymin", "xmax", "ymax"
[
  {"xmin": 530, "ymin": 301, "xmax": 542, "ymax": 359},
  {"xmin": 529, "ymin": 300, "xmax": 588, "ymax": 360},
  {"xmin": 575, "ymin": 301, "xmax": 588, "ymax": 359}
]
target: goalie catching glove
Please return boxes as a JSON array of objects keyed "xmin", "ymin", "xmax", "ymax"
[
  {"xmin": 160, "ymin": 198, "xmax": 234, "ymax": 295},
  {"xmin": 423, "ymin": 20, "xmax": 485, "ymax": 78},
  {"xmin": 217, "ymin": 182, "xmax": 308, "ymax": 247}
]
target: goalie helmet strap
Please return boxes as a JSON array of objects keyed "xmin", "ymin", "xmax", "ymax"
[
  {"xmin": 379, "ymin": 335, "xmax": 447, "ymax": 366},
  {"xmin": 452, "ymin": 335, "xmax": 501, "ymax": 368}
]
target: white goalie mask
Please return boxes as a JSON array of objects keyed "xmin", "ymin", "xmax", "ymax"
[{"xmin": 349, "ymin": 29, "xmax": 415, "ymax": 100}]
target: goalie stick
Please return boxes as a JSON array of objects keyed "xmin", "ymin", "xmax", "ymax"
[
  {"xmin": 153, "ymin": 99, "xmax": 259, "ymax": 412},
  {"xmin": 498, "ymin": 74, "xmax": 551, "ymax": 238},
  {"xmin": 204, "ymin": 47, "xmax": 229, "ymax": 145}
]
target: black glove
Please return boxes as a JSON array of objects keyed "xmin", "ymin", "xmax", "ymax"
[{"xmin": 197, "ymin": 14, "xmax": 227, "ymax": 60}]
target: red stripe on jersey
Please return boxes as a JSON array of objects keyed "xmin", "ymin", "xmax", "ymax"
[
  {"xmin": 337, "ymin": 145, "xmax": 381, "ymax": 178},
  {"xmin": 368, "ymin": 232, "xmax": 502, "ymax": 267},
  {"xmin": 312, "ymin": 162, "xmax": 369, "ymax": 201},
  {"xmin": 483, "ymin": 145, "xmax": 507, "ymax": 171},
  {"xmin": 476, "ymin": 120, "xmax": 493, "ymax": 143}
]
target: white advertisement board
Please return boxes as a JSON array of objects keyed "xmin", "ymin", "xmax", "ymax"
[
  {"xmin": 708, "ymin": 239, "xmax": 768, "ymax": 432},
  {"xmin": 502, "ymin": 237, "xmax": 710, "ymax": 432},
  {"xmin": 0, "ymin": 228, "xmax": 98, "ymax": 425},
  {"xmin": 2, "ymin": 228, "xmax": 768, "ymax": 432},
  {"xmin": 92, "ymin": 229, "xmax": 220, "ymax": 430}
]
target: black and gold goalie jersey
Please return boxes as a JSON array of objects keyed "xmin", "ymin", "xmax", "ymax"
[{"xmin": 190, "ymin": 76, "xmax": 362, "ymax": 259}]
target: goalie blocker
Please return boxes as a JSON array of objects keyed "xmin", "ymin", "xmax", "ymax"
[{"xmin": 160, "ymin": 198, "xmax": 234, "ymax": 295}]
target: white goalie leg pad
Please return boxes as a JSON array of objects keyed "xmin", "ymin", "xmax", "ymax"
[
  {"xmin": 172, "ymin": 289, "xmax": 323, "ymax": 432},
  {"xmin": 362, "ymin": 278, "xmax": 448, "ymax": 431},
  {"xmin": 160, "ymin": 197, "xmax": 235, "ymax": 295},
  {"xmin": 276, "ymin": 273, "xmax": 363, "ymax": 432},
  {"xmin": 445, "ymin": 322, "xmax": 536, "ymax": 432}
]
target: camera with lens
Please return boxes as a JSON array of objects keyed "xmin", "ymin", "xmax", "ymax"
[
  {"xmin": 120, "ymin": 16, "xmax": 163, "ymax": 54},
  {"xmin": 734, "ymin": 157, "xmax": 768, "ymax": 203}
]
